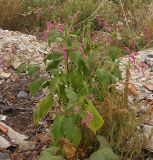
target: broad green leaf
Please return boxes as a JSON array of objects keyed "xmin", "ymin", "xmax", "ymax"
[
  {"xmin": 48, "ymin": 30, "xmax": 61, "ymax": 46},
  {"xmin": 28, "ymin": 78, "xmax": 44, "ymax": 96},
  {"xmin": 62, "ymin": 116, "xmax": 82, "ymax": 146},
  {"xmin": 49, "ymin": 77, "xmax": 60, "ymax": 94},
  {"xmin": 62, "ymin": 116, "xmax": 76, "ymax": 140},
  {"xmin": 46, "ymin": 59, "xmax": 61, "ymax": 70},
  {"xmin": 88, "ymin": 135, "xmax": 119, "ymax": 160},
  {"xmin": 34, "ymin": 95, "xmax": 53, "ymax": 124},
  {"xmin": 69, "ymin": 51, "xmax": 82, "ymax": 65},
  {"xmin": 78, "ymin": 59, "xmax": 90, "ymax": 77},
  {"xmin": 97, "ymin": 135, "xmax": 110, "ymax": 149},
  {"xmin": 89, "ymin": 148, "xmax": 119, "ymax": 160},
  {"xmin": 96, "ymin": 68, "xmax": 116, "ymax": 85},
  {"xmin": 112, "ymin": 66, "xmax": 122, "ymax": 80},
  {"xmin": 39, "ymin": 146, "xmax": 64, "ymax": 160},
  {"xmin": 72, "ymin": 126, "xmax": 82, "ymax": 146},
  {"xmin": 92, "ymin": 88, "xmax": 104, "ymax": 102},
  {"xmin": 59, "ymin": 85, "xmax": 67, "ymax": 103},
  {"xmin": 84, "ymin": 100, "xmax": 104, "ymax": 133},
  {"xmin": 52, "ymin": 114, "xmax": 64, "ymax": 140},
  {"xmin": 66, "ymin": 102, "xmax": 73, "ymax": 111},
  {"xmin": 27, "ymin": 64, "xmax": 39, "ymax": 78},
  {"xmin": 108, "ymin": 46, "xmax": 123, "ymax": 62},
  {"xmin": 17, "ymin": 63, "xmax": 27, "ymax": 76},
  {"xmin": 67, "ymin": 71, "xmax": 83, "ymax": 91},
  {"xmin": 65, "ymin": 87, "xmax": 78, "ymax": 101},
  {"xmin": 45, "ymin": 53, "xmax": 63, "ymax": 70}
]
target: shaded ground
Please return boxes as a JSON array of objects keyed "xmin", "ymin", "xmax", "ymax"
[{"xmin": 0, "ymin": 74, "xmax": 51, "ymax": 160}]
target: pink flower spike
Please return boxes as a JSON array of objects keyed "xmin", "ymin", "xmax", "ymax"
[
  {"xmin": 92, "ymin": 34, "xmax": 97, "ymax": 43},
  {"xmin": 103, "ymin": 18, "xmax": 107, "ymax": 29},
  {"xmin": 46, "ymin": 21, "xmax": 53, "ymax": 31},
  {"xmin": 80, "ymin": 45, "xmax": 86, "ymax": 59},
  {"xmin": 123, "ymin": 46, "xmax": 131, "ymax": 54},
  {"xmin": 63, "ymin": 47, "xmax": 68, "ymax": 61},
  {"xmin": 128, "ymin": 54, "xmax": 136, "ymax": 63},
  {"xmin": 96, "ymin": 15, "xmax": 101, "ymax": 30},
  {"xmin": 86, "ymin": 111, "xmax": 92, "ymax": 126},
  {"xmin": 43, "ymin": 31, "xmax": 49, "ymax": 41},
  {"xmin": 131, "ymin": 39, "xmax": 136, "ymax": 49},
  {"xmin": 36, "ymin": 8, "xmax": 42, "ymax": 21},
  {"xmin": 51, "ymin": 46, "xmax": 55, "ymax": 54},
  {"xmin": 140, "ymin": 61, "xmax": 147, "ymax": 76},
  {"xmin": 57, "ymin": 44, "xmax": 62, "ymax": 53},
  {"xmin": 144, "ymin": 27, "xmax": 151, "ymax": 44},
  {"xmin": 74, "ymin": 106, "xmax": 79, "ymax": 114}
]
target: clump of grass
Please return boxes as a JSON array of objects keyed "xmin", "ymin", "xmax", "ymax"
[
  {"xmin": 97, "ymin": 69, "xmax": 148, "ymax": 159},
  {"xmin": 0, "ymin": 0, "xmax": 22, "ymax": 30}
]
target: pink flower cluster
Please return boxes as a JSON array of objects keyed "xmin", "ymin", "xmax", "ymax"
[
  {"xmin": 36, "ymin": 8, "xmax": 43, "ymax": 21},
  {"xmin": 144, "ymin": 27, "xmax": 151, "ymax": 45},
  {"xmin": 43, "ymin": 20, "xmax": 65, "ymax": 41},
  {"xmin": 81, "ymin": 111, "xmax": 93, "ymax": 127}
]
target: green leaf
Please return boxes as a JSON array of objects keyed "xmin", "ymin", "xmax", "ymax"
[
  {"xmin": 89, "ymin": 148, "xmax": 119, "ymax": 160},
  {"xmin": 46, "ymin": 59, "xmax": 61, "ymax": 70},
  {"xmin": 112, "ymin": 66, "xmax": 122, "ymax": 80},
  {"xmin": 62, "ymin": 116, "xmax": 82, "ymax": 146},
  {"xmin": 69, "ymin": 51, "xmax": 82, "ymax": 65},
  {"xmin": 45, "ymin": 53, "xmax": 63, "ymax": 70},
  {"xmin": 52, "ymin": 114, "xmax": 64, "ymax": 140},
  {"xmin": 34, "ymin": 95, "xmax": 53, "ymax": 124},
  {"xmin": 72, "ymin": 126, "xmax": 82, "ymax": 146},
  {"xmin": 62, "ymin": 116, "xmax": 75, "ymax": 139},
  {"xmin": 78, "ymin": 59, "xmax": 90, "ymax": 77},
  {"xmin": 27, "ymin": 64, "xmax": 39, "ymax": 78},
  {"xmin": 66, "ymin": 102, "xmax": 73, "ymax": 111},
  {"xmin": 17, "ymin": 63, "xmax": 27, "ymax": 76},
  {"xmin": 97, "ymin": 135, "xmax": 110, "ymax": 149},
  {"xmin": 28, "ymin": 78, "xmax": 44, "ymax": 96},
  {"xmin": 59, "ymin": 85, "xmax": 67, "ymax": 103},
  {"xmin": 108, "ymin": 46, "xmax": 123, "ymax": 62},
  {"xmin": 65, "ymin": 87, "xmax": 78, "ymax": 101},
  {"xmin": 96, "ymin": 68, "xmax": 116, "ymax": 85},
  {"xmin": 84, "ymin": 100, "xmax": 104, "ymax": 133},
  {"xmin": 39, "ymin": 146, "xmax": 64, "ymax": 160},
  {"xmin": 48, "ymin": 30, "xmax": 61, "ymax": 46},
  {"xmin": 88, "ymin": 135, "xmax": 119, "ymax": 160},
  {"xmin": 67, "ymin": 71, "xmax": 83, "ymax": 90}
]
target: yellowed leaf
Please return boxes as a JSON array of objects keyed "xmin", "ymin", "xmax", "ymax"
[{"xmin": 59, "ymin": 138, "xmax": 76, "ymax": 160}]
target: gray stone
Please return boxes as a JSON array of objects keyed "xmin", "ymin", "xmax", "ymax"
[
  {"xmin": 17, "ymin": 91, "xmax": 28, "ymax": 98},
  {"xmin": 0, "ymin": 152, "xmax": 10, "ymax": 160}
]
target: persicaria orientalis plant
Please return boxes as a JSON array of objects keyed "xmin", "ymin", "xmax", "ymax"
[{"xmin": 17, "ymin": 19, "xmax": 124, "ymax": 159}]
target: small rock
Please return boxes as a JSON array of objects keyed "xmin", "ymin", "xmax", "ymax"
[
  {"xmin": 144, "ymin": 82, "xmax": 153, "ymax": 91},
  {"xmin": 17, "ymin": 91, "xmax": 28, "ymax": 98},
  {"xmin": 12, "ymin": 61, "xmax": 21, "ymax": 69},
  {"xmin": 0, "ymin": 114, "xmax": 7, "ymax": 121},
  {"xmin": 143, "ymin": 125, "xmax": 153, "ymax": 151},
  {"xmin": 0, "ymin": 136, "xmax": 10, "ymax": 149},
  {"xmin": 0, "ymin": 152, "xmax": 10, "ymax": 160},
  {"xmin": 0, "ymin": 72, "xmax": 11, "ymax": 79}
]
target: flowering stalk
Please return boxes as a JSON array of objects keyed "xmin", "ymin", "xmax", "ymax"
[
  {"xmin": 80, "ymin": 45, "xmax": 86, "ymax": 59},
  {"xmin": 96, "ymin": 15, "xmax": 101, "ymax": 30},
  {"xmin": 144, "ymin": 27, "xmax": 151, "ymax": 45},
  {"xmin": 63, "ymin": 47, "xmax": 68, "ymax": 61},
  {"xmin": 36, "ymin": 8, "xmax": 42, "ymax": 21},
  {"xmin": 86, "ymin": 111, "xmax": 92, "ymax": 127}
]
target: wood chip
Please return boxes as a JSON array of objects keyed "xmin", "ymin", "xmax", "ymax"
[{"xmin": 128, "ymin": 83, "xmax": 138, "ymax": 96}]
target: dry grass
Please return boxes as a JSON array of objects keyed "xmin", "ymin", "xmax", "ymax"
[
  {"xmin": 0, "ymin": 0, "xmax": 22, "ymax": 29},
  {"xmin": 97, "ymin": 69, "xmax": 148, "ymax": 159}
]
